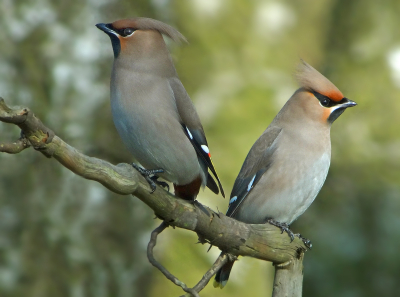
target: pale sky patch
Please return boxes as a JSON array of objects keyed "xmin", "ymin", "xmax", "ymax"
[
  {"xmin": 254, "ymin": 1, "xmax": 296, "ymax": 38},
  {"xmin": 387, "ymin": 47, "xmax": 400, "ymax": 88},
  {"xmin": 191, "ymin": 0, "xmax": 224, "ymax": 16}
]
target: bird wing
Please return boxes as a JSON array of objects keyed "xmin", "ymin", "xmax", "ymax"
[
  {"xmin": 226, "ymin": 126, "xmax": 282, "ymax": 217},
  {"xmin": 169, "ymin": 77, "xmax": 225, "ymax": 197}
]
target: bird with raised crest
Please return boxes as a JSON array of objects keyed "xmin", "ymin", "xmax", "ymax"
[
  {"xmin": 96, "ymin": 17, "xmax": 224, "ymax": 200},
  {"xmin": 214, "ymin": 60, "xmax": 357, "ymax": 289}
]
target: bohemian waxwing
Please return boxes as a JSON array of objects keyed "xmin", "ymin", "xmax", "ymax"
[
  {"xmin": 214, "ymin": 60, "xmax": 357, "ymax": 288},
  {"xmin": 96, "ymin": 18, "xmax": 224, "ymax": 200}
]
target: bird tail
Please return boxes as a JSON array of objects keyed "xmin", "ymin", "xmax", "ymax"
[{"xmin": 213, "ymin": 259, "xmax": 235, "ymax": 289}]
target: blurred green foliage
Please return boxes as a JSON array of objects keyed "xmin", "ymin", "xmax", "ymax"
[{"xmin": 1, "ymin": 0, "xmax": 400, "ymax": 296}]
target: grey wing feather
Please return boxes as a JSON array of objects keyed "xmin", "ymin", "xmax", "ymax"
[
  {"xmin": 169, "ymin": 77, "xmax": 203, "ymax": 128},
  {"xmin": 226, "ymin": 126, "xmax": 282, "ymax": 217},
  {"xmin": 170, "ymin": 77, "xmax": 225, "ymax": 197}
]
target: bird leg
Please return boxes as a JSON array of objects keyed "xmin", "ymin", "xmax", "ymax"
[
  {"xmin": 294, "ymin": 233, "xmax": 312, "ymax": 249},
  {"xmin": 150, "ymin": 175, "xmax": 170, "ymax": 192},
  {"xmin": 267, "ymin": 219, "xmax": 295, "ymax": 242},
  {"xmin": 131, "ymin": 163, "xmax": 164, "ymax": 193}
]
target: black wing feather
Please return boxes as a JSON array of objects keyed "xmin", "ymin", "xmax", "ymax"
[
  {"xmin": 206, "ymin": 172, "xmax": 219, "ymax": 194},
  {"xmin": 182, "ymin": 124, "xmax": 225, "ymax": 197}
]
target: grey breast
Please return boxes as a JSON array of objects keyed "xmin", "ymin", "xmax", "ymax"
[{"xmin": 110, "ymin": 69, "xmax": 201, "ymax": 185}]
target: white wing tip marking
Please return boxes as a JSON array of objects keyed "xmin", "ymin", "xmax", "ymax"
[
  {"xmin": 201, "ymin": 145, "xmax": 210, "ymax": 154},
  {"xmin": 247, "ymin": 175, "xmax": 256, "ymax": 191},
  {"xmin": 229, "ymin": 196, "xmax": 237, "ymax": 204}
]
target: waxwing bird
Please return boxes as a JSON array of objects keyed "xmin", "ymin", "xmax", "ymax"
[
  {"xmin": 214, "ymin": 61, "xmax": 356, "ymax": 288},
  {"xmin": 96, "ymin": 18, "xmax": 224, "ymax": 200}
]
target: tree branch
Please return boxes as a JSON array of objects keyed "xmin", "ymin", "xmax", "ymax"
[
  {"xmin": 0, "ymin": 135, "xmax": 31, "ymax": 154},
  {"xmin": 147, "ymin": 222, "xmax": 200, "ymax": 297},
  {"xmin": 272, "ymin": 252, "xmax": 304, "ymax": 297},
  {"xmin": 0, "ymin": 97, "xmax": 308, "ymax": 295},
  {"xmin": 148, "ymin": 221, "xmax": 230, "ymax": 296},
  {"xmin": 190, "ymin": 252, "xmax": 229, "ymax": 293}
]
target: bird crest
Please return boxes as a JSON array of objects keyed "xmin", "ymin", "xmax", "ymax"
[
  {"xmin": 295, "ymin": 60, "xmax": 343, "ymax": 102},
  {"xmin": 111, "ymin": 18, "xmax": 188, "ymax": 44}
]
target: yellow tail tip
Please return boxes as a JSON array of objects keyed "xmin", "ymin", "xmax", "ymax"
[
  {"xmin": 213, "ymin": 280, "xmax": 220, "ymax": 288},
  {"xmin": 213, "ymin": 280, "xmax": 225, "ymax": 289}
]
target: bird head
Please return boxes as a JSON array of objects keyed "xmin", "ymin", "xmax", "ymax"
[
  {"xmin": 291, "ymin": 60, "xmax": 357, "ymax": 125},
  {"xmin": 96, "ymin": 17, "xmax": 187, "ymax": 59}
]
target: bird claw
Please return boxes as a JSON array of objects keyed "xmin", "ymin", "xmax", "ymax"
[
  {"xmin": 295, "ymin": 233, "xmax": 312, "ymax": 249},
  {"xmin": 267, "ymin": 220, "xmax": 295, "ymax": 242},
  {"xmin": 131, "ymin": 163, "xmax": 164, "ymax": 193},
  {"xmin": 267, "ymin": 220, "xmax": 312, "ymax": 249},
  {"xmin": 150, "ymin": 176, "xmax": 170, "ymax": 192}
]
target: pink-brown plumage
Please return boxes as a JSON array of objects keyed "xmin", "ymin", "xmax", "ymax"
[
  {"xmin": 97, "ymin": 18, "xmax": 224, "ymax": 200},
  {"xmin": 111, "ymin": 18, "xmax": 187, "ymax": 43},
  {"xmin": 214, "ymin": 60, "xmax": 356, "ymax": 288},
  {"xmin": 296, "ymin": 60, "xmax": 344, "ymax": 101}
]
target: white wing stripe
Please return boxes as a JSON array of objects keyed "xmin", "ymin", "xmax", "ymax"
[
  {"xmin": 247, "ymin": 175, "xmax": 256, "ymax": 191},
  {"xmin": 186, "ymin": 127, "xmax": 193, "ymax": 139},
  {"xmin": 229, "ymin": 196, "xmax": 237, "ymax": 204}
]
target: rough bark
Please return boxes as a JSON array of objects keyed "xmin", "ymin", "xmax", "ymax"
[{"xmin": 272, "ymin": 253, "xmax": 304, "ymax": 297}]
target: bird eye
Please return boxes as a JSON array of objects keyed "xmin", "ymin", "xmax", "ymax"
[
  {"xmin": 312, "ymin": 91, "xmax": 333, "ymax": 108},
  {"xmin": 321, "ymin": 98, "xmax": 331, "ymax": 107},
  {"xmin": 123, "ymin": 28, "xmax": 135, "ymax": 36}
]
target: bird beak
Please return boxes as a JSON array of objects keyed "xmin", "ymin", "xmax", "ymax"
[
  {"xmin": 96, "ymin": 23, "xmax": 116, "ymax": 36},
  {"xmin": 339, "ymin": 98, "xmax": 357, "ymax": 108}
]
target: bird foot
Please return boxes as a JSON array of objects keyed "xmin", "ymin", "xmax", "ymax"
[
  {"xmin": 267, "ymin": 219, "xmax": 295, "ymax": 241},
  {"xmin": 131, "ymin": 163, "xmax": 164, "ymax": 193},
  {"xmin": 150, "ymin": 176, "xmax": 170, "ymax": 192},
  {"xmin": 294, "ymin": 233, "xmax": 312, "ymax": 249}
]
